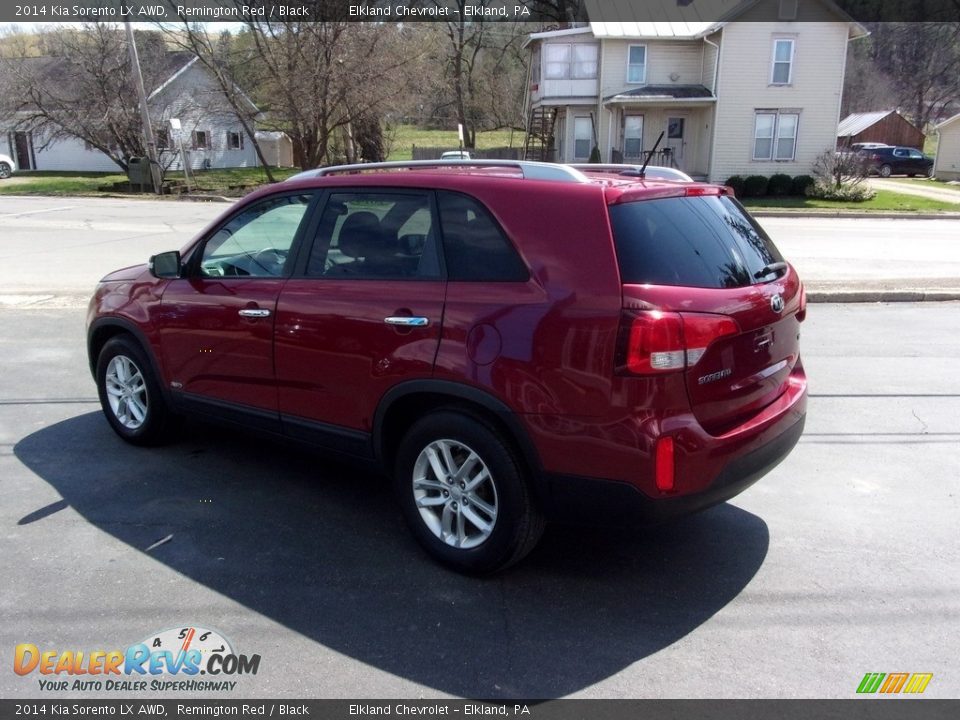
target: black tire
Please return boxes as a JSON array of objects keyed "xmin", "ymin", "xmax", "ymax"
[
  {"xmin": 394, "ymin": 411, "xmax": 545, "ymax": 574},
  {"xmin": 0, "ymin": 162, "xmax": 11, "ymax": 179},
  {"xmin": 95, "ymin": 336, "xmax": 174, "ymax": 445},
  {"xmin": 879, "ymin": 164, "xmax": 893, "ymax": 178}
]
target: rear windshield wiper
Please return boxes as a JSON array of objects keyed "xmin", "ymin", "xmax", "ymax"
[{"xmin": 754, "ymin": 262, "xmax": 789, "ymax": 280}]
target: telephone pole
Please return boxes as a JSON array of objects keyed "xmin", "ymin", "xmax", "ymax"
[{"xmin": 125, "ymin": 21, "xmax": 162, "ymax": 194}]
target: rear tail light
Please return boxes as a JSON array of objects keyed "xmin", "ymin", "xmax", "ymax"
[
  {"xmin": 655, "ymin": 436, "xmax": 675, "ymax": 492},
  {"xmin": 617, "ymin": 310, "xmax": 739, "ymax": 375},
  {"xmin": 796, "ymin": 283, "xmax": 807, "ymax": 322}
]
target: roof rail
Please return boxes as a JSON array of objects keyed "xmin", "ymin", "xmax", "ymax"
[
  {"xmin": 285, "ymin": 159, "xmax": 590, "ymax": 184},
  {"xmin": 567, "ymin": 163, "xmax": 694, "ymax": 182}
]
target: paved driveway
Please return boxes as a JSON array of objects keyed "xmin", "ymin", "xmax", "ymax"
[{"xmin": 868, "ymin": 178, "xmax": 960, "ymax": 204}]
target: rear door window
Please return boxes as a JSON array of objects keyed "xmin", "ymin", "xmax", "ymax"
[
  {"xmin": 305, "ymin": 191, "xmax": 441, "ymax": 279},
  {"xmin": 609, "ymin": 195, "xmax": 784, "ymax": 288},
  {"xmin": 437, "ymin": 192, "xmax": 529, "ymax": 281}
]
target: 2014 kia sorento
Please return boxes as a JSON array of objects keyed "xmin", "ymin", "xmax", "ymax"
[{"xmin": 87, "ymin": 160, "xmax": 807, "ymax": 573}]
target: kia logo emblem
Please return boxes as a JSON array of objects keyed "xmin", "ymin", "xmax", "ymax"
[{"xmin": 770, "ymin": 294, "xmax": 785, "ymax": 313}]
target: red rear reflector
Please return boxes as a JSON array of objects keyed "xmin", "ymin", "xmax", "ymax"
[
  {"xmin": 618, "ymin": 310, "xmax": 740, "ymax": 374},
  {"xmin": 655, "ymin": 436, "xmax": 675, "ymax": 492}
]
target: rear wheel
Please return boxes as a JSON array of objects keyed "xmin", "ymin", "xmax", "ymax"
[
  {"xmin": 0, "ymin": 162, "xmax": 12, "ymax": 179},
  {"xmin": 394, "ymin": 411, "xmax": 544, "ymax": 574},
  {"xmin": 96, "ymin": 336, "xmax": 174, "ymax": 445},
  {"xmin": 879, "ymin": 164, "xmax": 893, "ymax": 178}
]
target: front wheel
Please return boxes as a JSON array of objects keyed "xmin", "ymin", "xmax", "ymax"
[
  {"xmin": 0, "ymin": 162, "xmax": 12, "ymax": 179},
  {"xmin": 96, "ymin": 336, "xmax": 174, "ymax": 445},
  {"xmin": 394, "ymin": 411, "xmax": 544, "ymax": 574},
  {"xmin": 879, "ymin": 164, "xmax": 893, "ymax": 178}
]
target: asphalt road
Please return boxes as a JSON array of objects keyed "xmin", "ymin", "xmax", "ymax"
[
  {"xmin": 1, "ymin": 196, "xmax": 960, "ymax": 304},
  {"xmin": 0, "ymin": 196, "xmax": 958, "ymax": 700}
]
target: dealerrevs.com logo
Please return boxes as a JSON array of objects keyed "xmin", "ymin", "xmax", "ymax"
[
  {"xmin": 14, "ymin": 626, "xmax": 260, "ymax": 692},
  {"xmin": 856, "ymin": 672, "xmax": 933, "ymax": 695}
]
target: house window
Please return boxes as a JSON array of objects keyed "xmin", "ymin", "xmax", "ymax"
[
  {"xmin": 572, "ymin": 44, "xmax": 598, "ymax": 79},
  {"xmin": 627, "ymin": 45, "xmax": 647, "ymax": 83},
  {"xmin": 544, "ymin": 44, "xmax": 571, "ymax": 79},
  {"xmin": 192, "ymin": 130, "xmax": 209, "ymax": 150},
  {"xmin": 754, "ymin": 111, "xmax": 799, "ymax": 161},
  {"xmin": 227, "ymin": 131, "xmax": 244, "ymax": 150},
  {"xmin": 574, "ymin": 117, "xmax": 592, "ymax": 160},
  {"xmin": 771, "ymin": 39, "xmax": 794, "ymax": 85},
  {"xmin": 542, "ymin": 43, "xmax": 599, "ymax": 80}
]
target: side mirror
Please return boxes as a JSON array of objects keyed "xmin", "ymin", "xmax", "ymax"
[{"xmin": 149, "ymin": 250, "xmax": 181, "ymax": 279}]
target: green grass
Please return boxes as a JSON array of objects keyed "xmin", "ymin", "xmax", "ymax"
[
  {"xmin": 387, "ymin": 124, "xmax": 521, "ymax": 160},
  {"xmin": 167, "ymin": 166, "xmax": 301, "ymax": 192},
  {"xmin": 0, "ymin": 170, "xmax": 127, "ymax": 195},
  {"xmin": 742, "ymin": 189, "xmax": 959, "ymax": 212},
  {"xmin": 0, "ymin": 167, "xmax": 300, "ymax": 197}
]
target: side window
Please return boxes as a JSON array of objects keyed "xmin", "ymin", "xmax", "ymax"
[
  {"xmin": 199, "ymin": 194, "xmax": 311, "ymax": 278},
  {"xmin": 306, "ymin": 192, "xmax": 440, "ymax": 280},
  {"xmin": 437, "ymin": 192, "xmax": 528, "ymax": 282}
]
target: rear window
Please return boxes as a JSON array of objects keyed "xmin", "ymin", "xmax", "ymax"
[{"xmin": 609, "ymin": 195, "xmax": 784, "ymax": 288}]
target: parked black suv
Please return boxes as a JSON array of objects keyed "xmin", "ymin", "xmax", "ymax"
[{"xmin": 861, "ymin": 146, "xmax": 934, "ymax": 177}]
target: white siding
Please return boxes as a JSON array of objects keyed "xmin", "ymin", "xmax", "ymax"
[
  {"xmin": 600, "ymin": 40, "xmax": 706, "ymax": 98},
  {"xmin": 0, "ymin": 130, "xmax": 120, "ymax": 172},
  {"xmin": 150, "ymin": 64, "xmax": 258, "ymax": 171},
  {"xmin": 702, "ymin": 31, "xmax": 721, "ymax": 93},
  {"xmin": 709, "ymin": 22, "xmax": 849, "ymax": 182},
  {"xmin": 934, "ymin": 120, "xmax": 960, "ymax": 181}
]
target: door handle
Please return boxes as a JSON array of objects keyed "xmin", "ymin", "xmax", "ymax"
[
  {"xmin": 239, "ymin": 308, "xmax": 271, "ymax": 318},
  {"xmin": 384, "ymin": 316, "xmax": 429, "ymax": 327}
]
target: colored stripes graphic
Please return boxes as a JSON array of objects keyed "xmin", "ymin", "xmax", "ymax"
[{"xmin": 857, "ymin": 672, "xmax": 933, "ymax": 694}]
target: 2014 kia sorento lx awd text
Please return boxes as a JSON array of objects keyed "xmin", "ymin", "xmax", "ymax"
[{"xmin": 87, "ymin": 160, "xmax": 807, "ymax": 573}]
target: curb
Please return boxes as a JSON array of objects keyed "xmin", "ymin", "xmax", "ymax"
[
  {"xmin": 808, "ymin": 290, "xmax": 960, "ymax": 303},
  {"xmin": 751, "ymin": 210, "xmax": 960, "ymax": 219}
]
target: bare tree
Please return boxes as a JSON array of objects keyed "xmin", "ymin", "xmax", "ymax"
[
  {"xmin": 855, "ymin": 22, "xmax": 960, "ymax": 128},
  {"xmin": 158, "ymin": 14, "xmax": 276, "ymax": 181},
  {"xmin": 420, "ymin": 9, "xmax": 533, "ymax": 146},
  {"xmin": 232, "ymin": 2, "xmax": 419, "ymax": 169},
  {"xmin": 0, "ymin": 24, "xmax": 172, "ymax": 171}
]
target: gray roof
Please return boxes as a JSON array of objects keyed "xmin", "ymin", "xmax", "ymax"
[
  {"xmin": 605, "ymin": 85, "xmax": 714, "ymax": 102},
  {"xmin": 837, "ymin": 110, "xmax": 895, "ymax": 138}
]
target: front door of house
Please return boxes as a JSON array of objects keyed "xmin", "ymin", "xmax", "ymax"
[
  {"xmin": 664, "ymin": 116, "xmax": 686, "ymax": 169},
  {"xmin": 13, "ymin": 132, "xmax": 32, "ymax": 170}
]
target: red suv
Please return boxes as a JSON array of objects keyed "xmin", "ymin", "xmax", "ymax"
[{"xmin": 87, "ymin": 160, "xmax": 807, "ymax": 573}]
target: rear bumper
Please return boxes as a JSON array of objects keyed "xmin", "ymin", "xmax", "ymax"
[{"xmin": 544, "ymin": 413, "xmax": 804, "ymax": 526}]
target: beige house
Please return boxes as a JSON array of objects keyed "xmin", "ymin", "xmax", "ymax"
[
  {"xmin": 934, "ymin": 113, "xmax": 960, "ymax": 181},
  {"xmin": 523, "ymin": 0, "xmax": 867, "ymax": 182}
]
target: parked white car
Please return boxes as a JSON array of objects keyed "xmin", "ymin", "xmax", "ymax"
[
  {"xmin": 0, "ymin": 153, "xmax": 16, "ymax": 179},
  {"xmin": 440, "ymin": 150, "xmax": 472, "ymax": 160}
]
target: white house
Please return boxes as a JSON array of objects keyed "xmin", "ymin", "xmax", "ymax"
[
  {"xmin": 1, "ymin": 52, "xmax": 261, "ymax": 173},
  {"xmin": 934, "ymin": 113, "xmax": 960, "ymax": 181},
  {"xmin": 522, "ymin": 0, "xmax": 868, "ymax": 182}
]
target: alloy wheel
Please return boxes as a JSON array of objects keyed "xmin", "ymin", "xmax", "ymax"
[
  {"xmin": 412, "ymin": 439, "xmax": 498, "ymax": 549},
  {"xmin": 104, "ymin": 355, "xmax": 148, "ymax": 430}
]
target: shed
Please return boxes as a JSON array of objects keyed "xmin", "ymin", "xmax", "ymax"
[
  {"xmin": 255, "ymin": 131, "xmax": 294, "ymax": 168},
  {"xmin": 934, "ymin": 113, "xmax": 960, "ymax": 181},
  {"xmin": 837, "ymin": 110, "xmax": 925, "ymax": 150}
]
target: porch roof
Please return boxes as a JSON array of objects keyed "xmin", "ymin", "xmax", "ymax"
[{"xmin": 604, "ymin": 85, "xmax": 716, "ymax": 104}]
